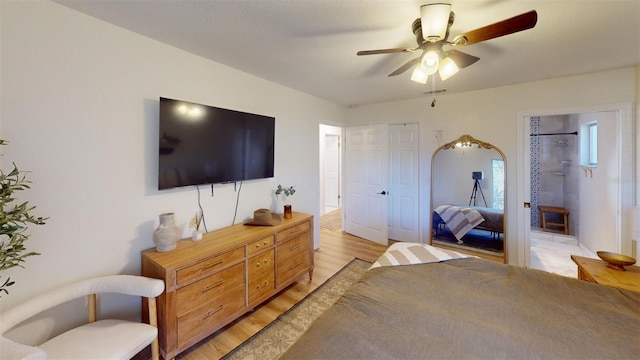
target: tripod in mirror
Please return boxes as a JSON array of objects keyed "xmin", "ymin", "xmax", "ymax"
[{"xmin": 469, "ymin": 171, "xmax": 487, "ymax": 207}]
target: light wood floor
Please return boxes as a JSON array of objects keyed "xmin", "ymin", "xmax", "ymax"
[{"xmin": 175, "ymin": 227, "xmax": 389, "ymax": 360}]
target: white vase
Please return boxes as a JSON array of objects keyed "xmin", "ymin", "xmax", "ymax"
[
  {"xmin": 275, "ymin": 194, "xmax": 286, "ymax": 214},
  {"xmin": 192, "ymin": 230, "xmax": 203, "ymax": 241},
  {"xmin": 153, "ymin": 213, "xmax": 180, "ymax": 252}
]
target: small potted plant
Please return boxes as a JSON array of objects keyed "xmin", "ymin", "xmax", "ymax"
[
  {"xmin": 274, "ymin": 185, "xmax": 295, "ymax": 218},
  {"xmin": 275, "ymin": 185, "xmax": 296, "ymax": 198}
]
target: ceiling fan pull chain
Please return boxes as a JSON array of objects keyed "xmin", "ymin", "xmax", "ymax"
[{"xmin": 431, "ymin": 74, "xmax": 437, "ymax": 107}]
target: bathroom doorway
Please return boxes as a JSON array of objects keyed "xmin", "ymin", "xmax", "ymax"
[
  {"xmin": 528, "ymin": 114, "xmax": 587, "ymax": 276},
  {"xmin": 529, "ymin": 115, "xmax": 580, "ymax": 237},
  {"xmin": 516, "ymin": 104, "xmax": 634, "ymax": 270}
]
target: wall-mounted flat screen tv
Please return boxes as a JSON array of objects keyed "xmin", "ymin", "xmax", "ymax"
[{"xmin": 158, "ymin": 97, "xmax": 275, "ymax": 190}]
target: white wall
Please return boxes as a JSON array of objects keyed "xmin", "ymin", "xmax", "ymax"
[
  {"xmin": 0, "ymin": 0, "xmax": 344, "ymax": 339},
  {"xmin": 344, "ymin": 67, "xmax": 637, "ymax": 264},
  {"xmin": 578, "ymin": 112, "xmax": 619, "ymax": 253}
]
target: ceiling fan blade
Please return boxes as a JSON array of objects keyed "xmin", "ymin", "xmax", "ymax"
[
  {"xmin": 357, "ymin": 47, "xmax": 418, "ymax": 56},
  {"xmin": 452, "ymin": 10, "xmax": 537, "ymax": 46},
  {"xmin": 446, "ymin": 50, "xmax": 480, "ymax": 68},
  {"xmin": 388, "ymin": 57, "xmax": 421, "ymax": 76}
]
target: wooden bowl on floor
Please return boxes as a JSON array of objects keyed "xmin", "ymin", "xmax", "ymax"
[{"xmin": 597, "ymin": 251, "xmax": 636, "ymax": 271}]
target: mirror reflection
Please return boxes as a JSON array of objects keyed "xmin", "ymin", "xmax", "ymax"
[{"xmin": 431, "ymin": 134, "xmax": 506, "ymax": 262}]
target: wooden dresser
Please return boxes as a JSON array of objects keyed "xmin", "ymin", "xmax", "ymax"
[{"xmin": 141, "ymin": 212, "xmax": 314, "ymax": 359}]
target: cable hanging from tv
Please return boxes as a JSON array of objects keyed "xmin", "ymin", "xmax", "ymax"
[{"xmin": 530, "ymin": 131, "xmax": 578, "ymax": 136}]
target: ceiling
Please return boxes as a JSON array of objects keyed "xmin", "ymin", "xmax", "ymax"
[{"xmin": 54, "ymin": 0, "xmax": 640, "ymax": 107}]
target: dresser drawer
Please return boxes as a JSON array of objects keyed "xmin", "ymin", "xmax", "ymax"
[
  {"xmin": 248, "ymin": 249, "xmax": 274, "ymax": 278},
  {"xmin": 276, "ymin": 244, "xmax": 312, "ymax": 287},
  {"xmin": 276, "ymin": 220, "xmax": 311, "ymax": 243},
  {"xmin": 177, "ymin": 247, "xmax": 244, "ymax": 285},
  {"xmin": 176, "ymin": 262, "xmax": 244, "ymax": 316},
  {"xmin": 177, "ymin": 285, "xmax": 245, "ymax": 346},
  {"xmin": 248, "ymin": 270, "xmax": 275, "ymax": 304},
  {"xmin": 277, "ymin": 233, "xmax": 310, "ymax": 258},
  {"xmin": 247, "ymin": 235, "xmax": 274, "ymax": 257}
]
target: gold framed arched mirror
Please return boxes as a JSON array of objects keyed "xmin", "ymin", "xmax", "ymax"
[{"xmin": 431, "ymin": 134, "xmax": 507, "ymax": 263}]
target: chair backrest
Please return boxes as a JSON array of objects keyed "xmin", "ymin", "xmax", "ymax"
[{"xmin": 0, "ymin": 275, "xmax": 164, "ymax": 334}]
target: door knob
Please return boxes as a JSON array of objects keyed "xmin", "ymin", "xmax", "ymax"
[{"xmin": 377, "ymin": 191, "xmax": 387, "ymax": 195}]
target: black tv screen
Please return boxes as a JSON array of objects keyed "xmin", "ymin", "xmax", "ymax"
[{"xmin": 158, "ymin": 97, "xmax": 275, "ymax": 190}]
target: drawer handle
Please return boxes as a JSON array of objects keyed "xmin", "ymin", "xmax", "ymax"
[
  {"xmin": 204, "ymin": 304, "xmax": 226, "ymax": 319},
  {"xmin": 204, "ymin": 259, "xmax": 224, "ymax": 269},
  {"xmin": 256, "ymin": 258, "xmax": 270, "ymax": 267},
  {"xmin": 289, "ymin": 262, "xmax": 301, "ymax": 270},
  {"xmin": 256, "ymin": 280, "xmax": 269, "ymax": 289},
  {"xmin": 203, "ymin": 280, "xmax": 224, "ymax": 293},
  {"xmin": 289, "ymin": 244, "xmax": 301, "ymax": 252},
  {"xmin": 256, "ymin": 240, "xmax": 271, "ymax": 248}
]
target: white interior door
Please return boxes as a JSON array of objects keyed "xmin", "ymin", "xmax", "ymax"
[
  {"xmin": 388, "ymin": 123, "xmax": 420, "ymax": 242},
  {"xmin": 345, "ymin": 125, "xmax": 389, "ymax": 245},
  {"xmin": 324, "ymin": 134, "xmax": 340, "ymax": 209}
]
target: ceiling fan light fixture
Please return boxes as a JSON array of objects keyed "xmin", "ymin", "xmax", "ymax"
[
  {"xmin": 411, "ymin": 66, "xmax": 428, "ymax": 84},
  {"xmin": 420, "ymin": 50, "xmax": 440, "ymax": 75},
  {"xmin": 420, "ymin": 3, "xmax": 452, "ymax": 41},
  {"xmin": 438, "ymin": 56, "xmax": 459, "ymax": 81}
]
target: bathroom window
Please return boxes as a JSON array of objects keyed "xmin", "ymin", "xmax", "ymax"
[
  {"xmin": 580, "ymin": 121, "xmax": 597, "ymax": 167},
  {"xmin": 491, "ymin": 159, "xmax": 504, "ymax": 210},
  {"xmin": 588, "ymin": 123, "xmax": 598, "ymax": 165}
]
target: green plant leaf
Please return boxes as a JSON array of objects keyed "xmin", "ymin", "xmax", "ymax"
[{"xmin": 0, "ymin": 139, "xmax": 47, "ymax": 297}]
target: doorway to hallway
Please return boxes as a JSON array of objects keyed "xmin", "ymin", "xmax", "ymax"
[{"xmin": 320, "ymin": 124, "xmax": 342, "ymax": 215}]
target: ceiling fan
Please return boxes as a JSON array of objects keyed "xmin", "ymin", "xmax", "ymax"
[{"xmin": 357, "ymin": 3, "xmax": 537, "ymax": 84}]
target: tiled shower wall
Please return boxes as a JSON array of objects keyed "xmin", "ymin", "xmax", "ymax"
[
  {"xmin": 530, "ymin": 117, "xmax": 541, "ymax": 226},
  {"xmin": 530, "ymin": 115, "xmax": 580, "ymax": 236}
]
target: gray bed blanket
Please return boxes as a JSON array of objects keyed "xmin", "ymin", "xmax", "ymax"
[
  {"xmin": 281, "ymin": 258, "xmax": 640, "ymax": 359},
  {"xmin": 472, "ymin": 206, "xmax": 504, "ymax": 233}
]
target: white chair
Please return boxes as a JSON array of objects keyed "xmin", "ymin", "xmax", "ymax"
[{"xmin": 0, "ymin": 275, "xmax": 165, "ymax": 360}]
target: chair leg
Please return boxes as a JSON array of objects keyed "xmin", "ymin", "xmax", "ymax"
[
  {"xmin": 152, "ymin": 339, "xmax": 160, "ymax": 360},
  {"xmin": 148, "ymin": 297, "xmax": 160, "ymax": 360},
  {"xmin": 88, "ymin": 294, "xmax": 97, "ymax": 323}
]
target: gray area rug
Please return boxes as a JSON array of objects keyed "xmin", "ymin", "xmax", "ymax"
[{"xmin": 222, "ymin": 258, "xmax": 370, "ymax": 360}]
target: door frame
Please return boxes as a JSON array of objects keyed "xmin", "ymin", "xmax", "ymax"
[
  {"xmin": 516, "ymin": 103, "xmax": 634, "ymax": 267},
  {"xmin": 319, "ymin": 124, "xmax": 342, "ymax": 214}
]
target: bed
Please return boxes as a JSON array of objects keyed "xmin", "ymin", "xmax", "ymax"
[
  {"xmin": 281, "ymin": 243, "xmax": 640, "ymax": 359},
  {"xmin": 433, "ymin": 205, "xmax": 504, "ymax": 241}
]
